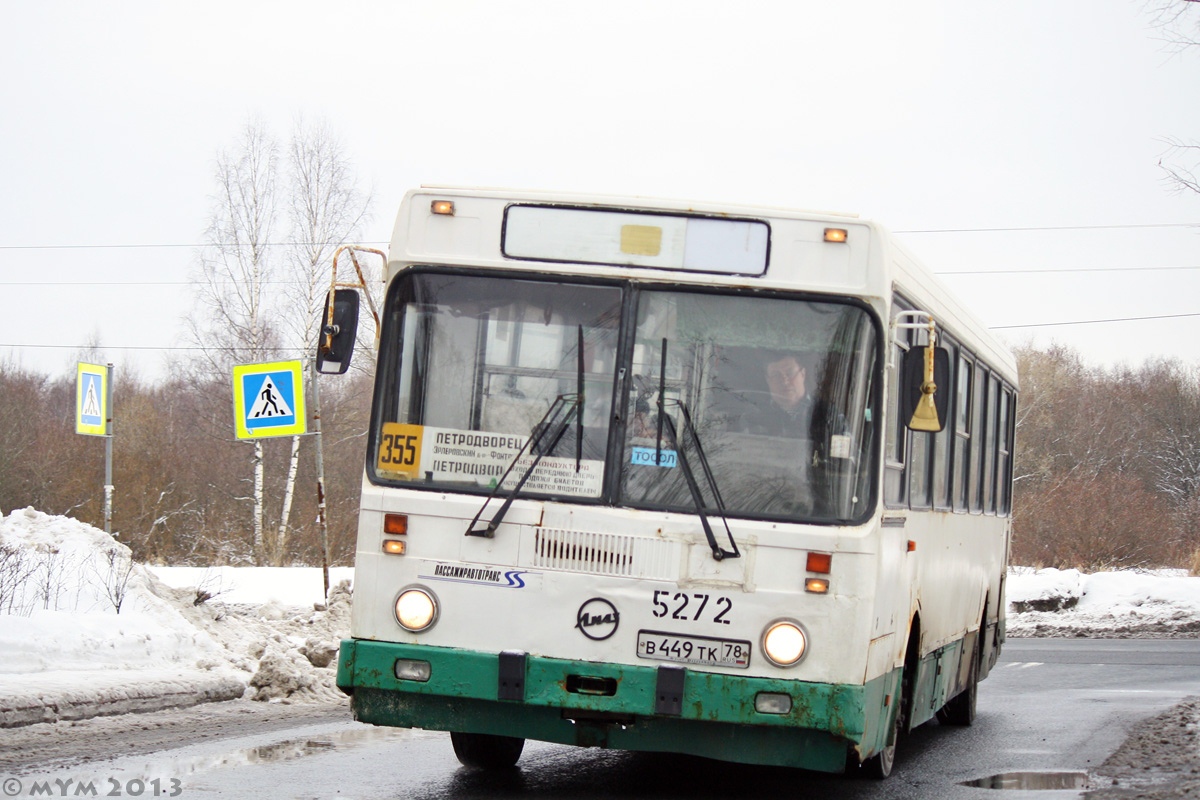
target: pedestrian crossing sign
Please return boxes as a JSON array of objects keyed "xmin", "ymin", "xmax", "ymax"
[
  {"xmin": 76, "ymin": 362, "xmax": 110, "ymax": 436},
  {"xmin": 232, "ymin": 360, "xmax": 307, "ymax": 440}
]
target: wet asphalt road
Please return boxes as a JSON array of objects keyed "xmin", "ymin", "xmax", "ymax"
[{"xmin": 7, "ymin": 639, "xmax": 1200, "ymax": 800}]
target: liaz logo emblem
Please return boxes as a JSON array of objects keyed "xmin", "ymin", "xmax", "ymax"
[{"xmin": 576, "ymin": 598, "xmax": 619, "ymax": 641}]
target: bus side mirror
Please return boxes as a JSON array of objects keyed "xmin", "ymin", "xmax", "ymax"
[
  {"xmin": 315, "ymin": 289, "xmax": 360, "ymax": 375},
  {"xmin": 902, "ymin": 345, "xmax": 950, "ymax": 433}
]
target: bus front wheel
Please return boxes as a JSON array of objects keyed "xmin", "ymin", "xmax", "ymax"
[
  {"xmin": 450, "ymin": 732, "xmax": 525, "ymax": 769},
  {"xmin": 860, "ymin": 682, "xmax": 901, "ymax": 778},
  {"xmin": 859, "ymin": 631, "xmax": 917, "ymax": 779}
]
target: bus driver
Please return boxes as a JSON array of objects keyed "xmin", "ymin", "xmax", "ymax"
[
  {"xmin": 746, "ymin": 352, "xmax": 815, "ymax": 438},
  {"xmin": 746, "ymin": 351, "xmax": 849, "ymax": 461}
]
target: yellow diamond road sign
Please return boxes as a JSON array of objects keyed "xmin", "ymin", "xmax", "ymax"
[
  {"xmin": 232, "ymin": 360, "xmax": 307, "ymax": 440},
  {"xmin": 76, "ymin": 362, "xmax": 110, "ymax": 436}
]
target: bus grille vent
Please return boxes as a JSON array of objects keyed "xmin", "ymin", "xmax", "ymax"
[{"xmin": 531, "ymin": 529, "xmax": 678, "ymax": 580}]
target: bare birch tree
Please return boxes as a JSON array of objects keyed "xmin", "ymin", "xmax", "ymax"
[
  {"xmin": 1148, "ymin": 1, "xmax": 1200, "ymax": 194},
  {"xmin": 1147, "ymin": 0, "xmax": 1200, "ymax": 49},
  {"xmin": 188, "ymin": 117, "xmax": 371, "ymax": 566},
  {"xmin": 268, "ymin": 117, "xmax": 372, "ymax": 566},
  {"xmin": 188, "ymin": 120, "xmax": 281, "ymax": 564}
]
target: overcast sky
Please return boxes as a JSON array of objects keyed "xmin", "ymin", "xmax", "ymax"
[{"xmin": 3, "ymin": 1, "xmax": 1200, "ymax": 381}]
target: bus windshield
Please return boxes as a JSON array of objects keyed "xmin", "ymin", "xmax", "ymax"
[
  {"xmin": 620, "ymin": 290, "xmax": 877, "ymax": 522},
  {"xmin": 371, "ymin": 270, "xmax": 878, "ymax": 521},
  {"xmin": 372, "ymin": 271, "xmax": 621, "ymax": 499}
]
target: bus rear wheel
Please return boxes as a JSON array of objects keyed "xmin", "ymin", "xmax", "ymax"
[
  {"xmin": 937, "ymin": 629, "xmax": 980, "ymax": 726},
  {"xmin": 450, "ymin": 732, "xmax": 525, "ymax": 769}
]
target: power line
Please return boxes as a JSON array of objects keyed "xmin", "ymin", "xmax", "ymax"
[
  {"xmin": 4, "ymin": 264, "xmax": 1198, "ymax": 288},
  {"xmin": 7, "ymin": 309, "xmax": 1200, "ymax": 353},
  {"xmin": 0, "ymin": 343, "xmax": 306, "ymax": 353},
  {"xmin": 0, "ymin": 241, "xmax": 388, "ymax": 251},
  {"xmin": 0, "ymin": 280, "xmax": 330, "ymax": 286},
  {"xmin": 1, "ymin": 222, "xmax": 1197, "ymax": 251},
  {"xmin": 898, "ymin": 222, "xmax": 1199, "ymax": 234},
  {"xmin": 993, "ymin": 312, "xmax": 1200, "ymax": 330},
  {"xmin": 936, "ymin": 264, "xmax": 1200, "ymax": 276}
]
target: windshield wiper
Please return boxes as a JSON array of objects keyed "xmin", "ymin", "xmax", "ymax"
[
  {"xmin": 465, "ymin": 394, "xmax": 578, "ymax": 538},
  {"xmin": 466, "ymin": 326, "xmax": 586, "ymax": 539},
  {"xmin": 661, "ymin": 400, "xmax": 741, "ymax": 561},
  {"xmin": 653, "ymin": 337, "xmax": 739, "ymax": 561}
]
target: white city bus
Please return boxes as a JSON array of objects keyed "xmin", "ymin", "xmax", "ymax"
[{"xmin": 331, "ymin": 187, "xmax": 1017, "ymax": 777}]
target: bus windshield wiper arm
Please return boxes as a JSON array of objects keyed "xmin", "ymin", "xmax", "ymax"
[
  {"xmin": 651, "ymin": 337, "xmax": 737, "ymax": 560},
  {"xmin": 662, "ymin": 400, "xmax": 741, "ymax": 561},
  {"xmin": 467, "ymin": 326, "xmax": 586, "ymax": 538},
  {"xmin": 465, "ymin": 395, "xmax": 579, "ymax": 538}
]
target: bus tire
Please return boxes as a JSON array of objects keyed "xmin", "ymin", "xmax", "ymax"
[
  {"xmin": 450, "ymin": 732, "xmax": 525, "ymax": 769},
  {"xmin": 860, "ymin": 734, "xmax": 896, "ymax": 779},
  {"xmin": 858, "ymin": 666, "xmax": 904, "ymax": 778},
  {"xmin": 937, "ymin": 629, "xmax": 980, "ymax": 726},
  {"xmin": 860, "ymin": 626, "xmax": 918, "ymax": 779},
  {"xmin": 861, "ymin": 673, "xmax": 902, "ymax": 779}
]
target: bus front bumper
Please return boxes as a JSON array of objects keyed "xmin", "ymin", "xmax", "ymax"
[{"xmin": 336, "ymin": 638, "xmax": 896, "ymax": 773}]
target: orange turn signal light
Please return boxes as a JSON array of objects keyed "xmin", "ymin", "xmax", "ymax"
[
  {"xmin": 823, "ymin": 228, "xmax": 848, "ymax": 243},
  {"xmin": 805, "ymin": 578, "xmax": 829, "ymax": 594},
  {"xmin": 383, "ymin": 540, "xmax": 407, "ymax": 555},
  {"xmin": 431, "ymin": 200, "xmax": 455, "ymax": 216},
  {"xmin": 384, "ymin": 513, "xmax": 408, "ymax": 535},
  {"xmin": 806, "ymin": 552, "xmax": 832, "ymax": 574}
]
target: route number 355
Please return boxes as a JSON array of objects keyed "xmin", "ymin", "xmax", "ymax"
[
  {"xmin": 377, "ymin": 422, "xmax": 423, "ymax": 476},
  {"xmin": 380, "ymin": 432, "xmax": 418, "ymax": 466}
]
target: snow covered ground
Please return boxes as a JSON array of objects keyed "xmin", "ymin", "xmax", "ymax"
[
  {"xmin": 3, "ymin": 506, "xmax": 1200, "ymax": 729},
  {"xmin": 0, "ymin": 508, "xmax": 352, "ymax": 727},
  {"xmin": 1006, "ymin": 565, "xmax": 1200, "ymax": 638}
]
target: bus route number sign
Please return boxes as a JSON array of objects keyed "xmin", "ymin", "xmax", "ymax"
[{"xmin": 377, "ymin": 422, "xmax": 424, "ymax": 479}]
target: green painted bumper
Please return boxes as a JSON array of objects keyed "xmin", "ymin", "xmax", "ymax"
[{"xmin": 336, "ymin": 639, "xmax": 896, "ymax": 772}]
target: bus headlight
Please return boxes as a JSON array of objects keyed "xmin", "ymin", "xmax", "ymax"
[
  {"xmin": 762, "ymin": 620, "xmax": 808, "ymax": 667},
  {"xmin": 395, "ymin": 587, "xmax": 438, "ymax": 632}
]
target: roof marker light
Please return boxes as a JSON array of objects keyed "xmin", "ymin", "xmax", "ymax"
[
  {"xmin": 431, "ymin": 200, "xmax": 455, "ymax": 216},
  {"xmin": 824, "ymin": 227, "xmax": 848, "ymax": 243}
]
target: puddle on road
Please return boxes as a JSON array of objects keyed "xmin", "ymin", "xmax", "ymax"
[
  {"xmin": 23, "ymin": 724, "xmax": 423, "ymax": 788},
  {"xmin": 167, "ymin": 725, "xmax": 418, "ymax": 773},
  {"xmin": 961, "ymin": 771, "xmax": 1091, "ymax": 791}
]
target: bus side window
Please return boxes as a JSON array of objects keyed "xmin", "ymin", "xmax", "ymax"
[
  {"xmin": 969, "ymin": 365, "xmax": 987, "ymax": 513},
  {"xmin": 983, "ymin": 374, "xmax": 999, "ymax": 514},
  {"xmin": 932, "ymin": 341, "xmax": 956, "ymax": 510},
  {"xmin": 996, "ymin": 387, "xmax": 1013, "ymax": 516},
  {"xmin": 884, "ymin": 339, "xmax": 907, "ymax": 508},
  {"xmin": 953, "ymin": 355, "xmax": 972, "ymax": 512},
  {"xmin": 907, "ymin": 324, "xmax": 934, "ymax": 510}
]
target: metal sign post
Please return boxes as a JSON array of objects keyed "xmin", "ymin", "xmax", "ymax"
[
  {"xmin": 76, "ymin": 362, "xmax": 114, "ymax": 533},
  {"xmin": 310, "ymin": 357, "xmax": 331, "ymax": 600}
]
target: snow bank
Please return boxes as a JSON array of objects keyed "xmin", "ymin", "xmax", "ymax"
[
  {"xmin": 0, "ymin": 508, "xmax": 231, "ymax": 673},
  {"xmin": 1006, "ymin": 567, "xmax": 1200, "ymax": 637},
  {"xmin": 0, "ymin": 508, "xmax": 353, "ymax": 727},
  {"xmin": 147, "ymin": 565, "xmax": 354, "ymax": 608}
]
